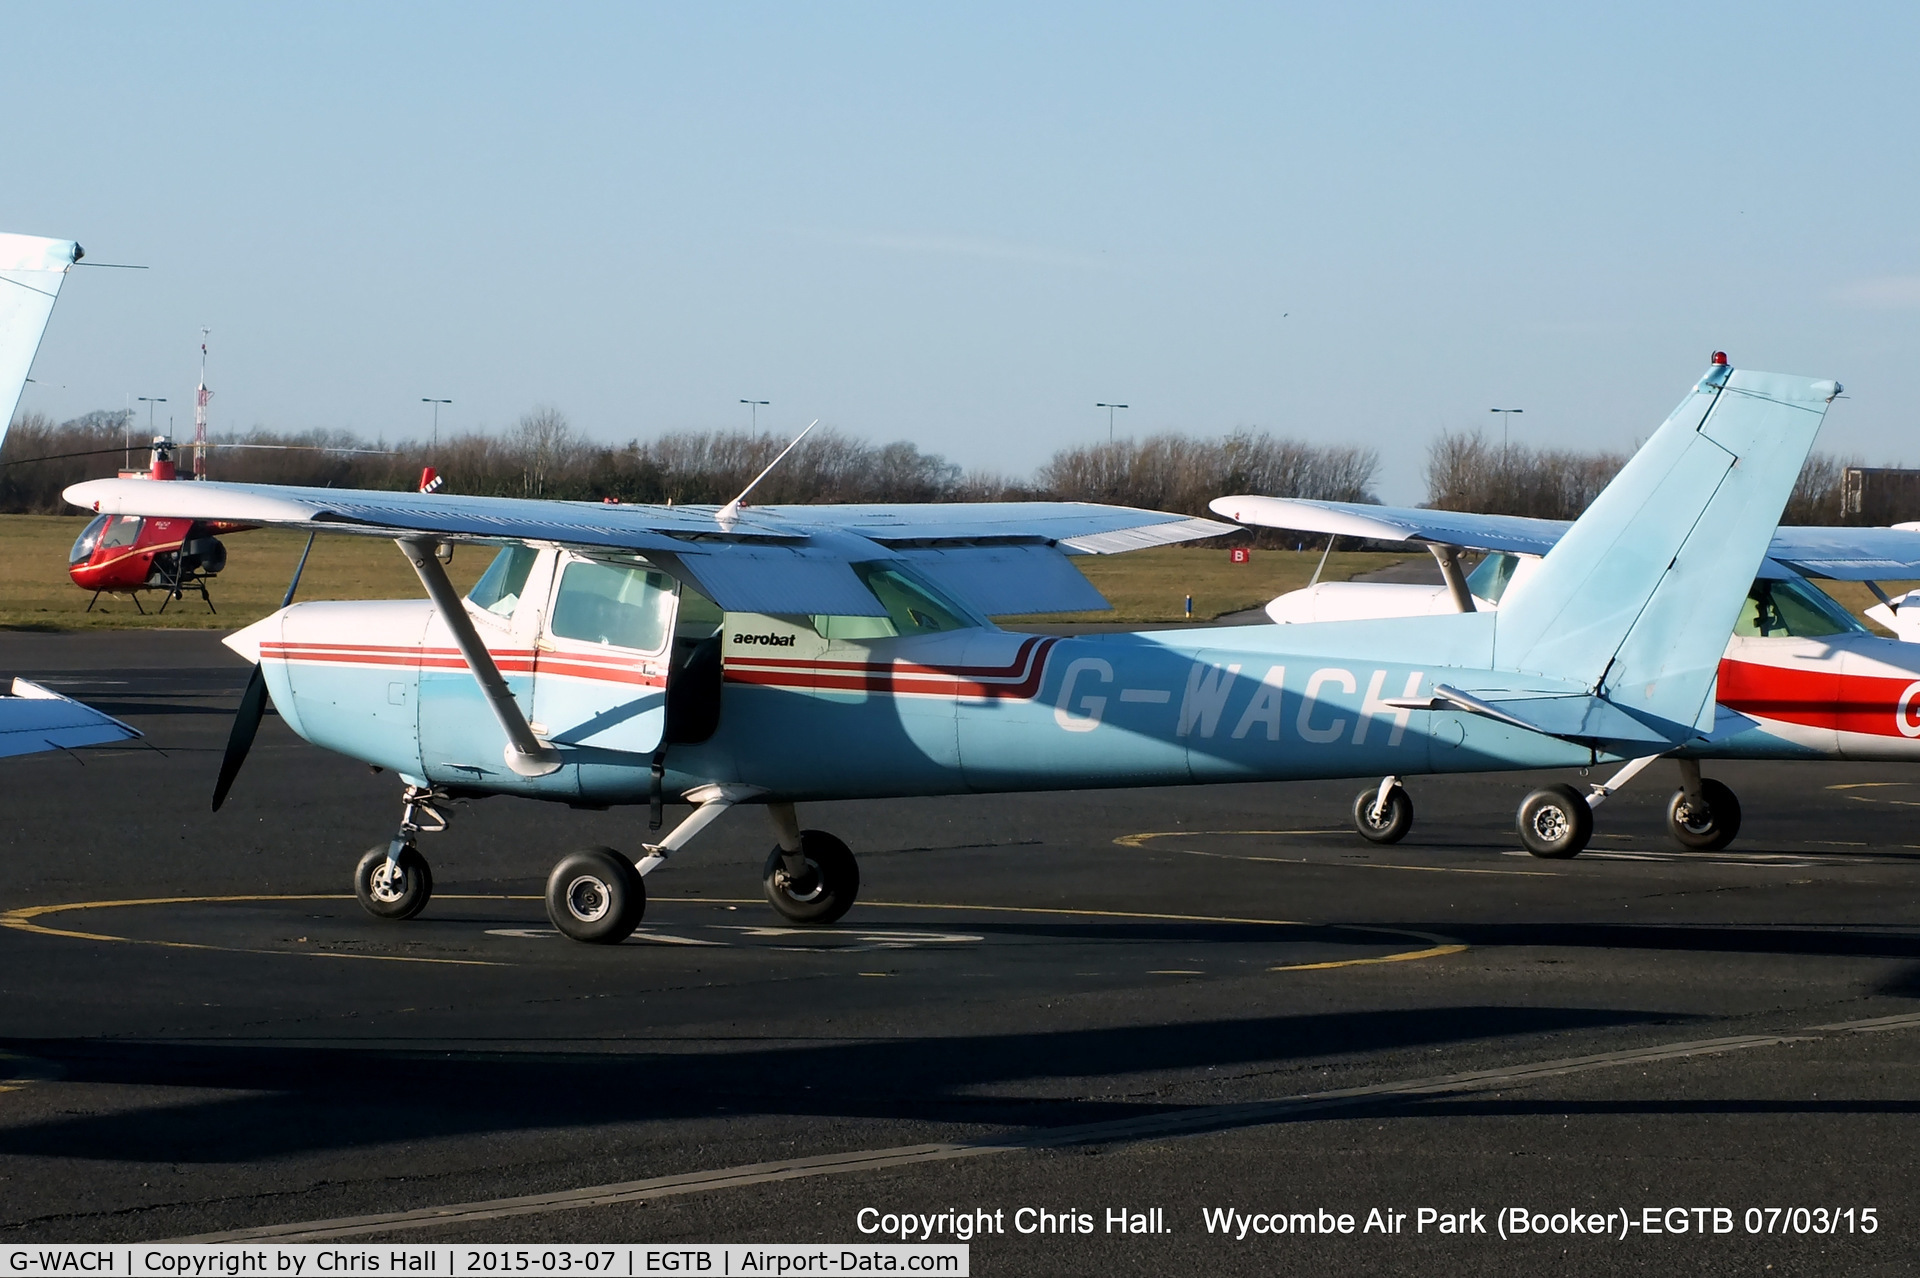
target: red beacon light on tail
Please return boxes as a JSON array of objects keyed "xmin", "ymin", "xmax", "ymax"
[{"xmin": 1711, "ymin": 351, "xmax": 1730, "ymax": 366}]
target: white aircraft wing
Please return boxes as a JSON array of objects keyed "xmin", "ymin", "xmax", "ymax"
[
  {"xmin": 1211, "ymin": 495, "xmax": 1920, "ymax": 583},
  {"xmin": 65, "ymin": 479, "xmax": 1235, "ymax": 617},
  {"xmin": 0, "ymin": 678, "xmax": 138, "ymax": 759},
  {"xmin": 1208, "ymin": 495, "xmax": 1570, "ymax": 557},
  {"xmin": 0, "ymin": 233, "xmax": 83, "ymax": 449}
]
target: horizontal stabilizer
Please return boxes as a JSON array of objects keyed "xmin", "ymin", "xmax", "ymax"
[{"xmin": 1428, "ymin": 684, "xmax": 1689, "ymax": 749}]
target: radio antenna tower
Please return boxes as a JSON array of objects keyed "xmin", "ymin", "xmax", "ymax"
[{"xmin": 193, "ymin": 329, "xmax": 212, "ymax": 480}]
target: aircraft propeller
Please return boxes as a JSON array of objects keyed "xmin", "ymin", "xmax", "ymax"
[{"xmin": 212, "ymin": 532, "xmax": 316, "ymax": 811}]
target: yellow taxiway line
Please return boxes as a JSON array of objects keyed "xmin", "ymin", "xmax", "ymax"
[{"xmin": 0, "ymin": 894, "xmax": 1466, "ymax": 976}]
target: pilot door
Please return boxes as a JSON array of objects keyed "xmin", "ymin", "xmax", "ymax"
[{"xmin": 529, "ymin": 555, "xmax": 680, "ymax": 755}]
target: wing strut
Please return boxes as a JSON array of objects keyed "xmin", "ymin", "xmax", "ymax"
[
  {"xmin": 1427, "ymin": 544, "xmax": 1477, "ymax": 612},
  {"xmin": 397, "ymin": 538, "xmax": 562, "ymax": 778}
]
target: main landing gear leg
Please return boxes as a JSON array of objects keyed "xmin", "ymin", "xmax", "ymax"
[
  {"xmin": 1666, "ymin": 758, "xmax": 1742, "ymax": 851},
  {"xmin": 762, "ymin": 799, "xmax": 860, "ymax": 925},
  {"xmin": 353, "ymin": 785, "xmax": 447, "ymax": 921}
]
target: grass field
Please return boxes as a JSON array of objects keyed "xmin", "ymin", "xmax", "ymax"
[
  {"xmin": 1, "ymin": 514, "xmax": 1409, "ymax": 630},
  {"xmin": 8, "ymin": 513, "xmax": 1907, "ymax": 633}
]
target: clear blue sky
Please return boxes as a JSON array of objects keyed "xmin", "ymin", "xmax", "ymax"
[{"xmin": 9, "ymin": 2, "xmax": 1917, "ymax": 501}]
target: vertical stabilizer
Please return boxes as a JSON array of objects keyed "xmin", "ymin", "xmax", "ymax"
[
  {"xmin": 0, "ymin": 233, "xmax": 83, "ymax": 450},
  {"xmin": 1494, "ymin": 363, "xmax": 1840, "ymax": 733}
]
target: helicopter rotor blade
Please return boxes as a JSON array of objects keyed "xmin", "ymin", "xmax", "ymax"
[{"xmin": 211, "ymin": 664, "xmax": 268, "ymax": 812}]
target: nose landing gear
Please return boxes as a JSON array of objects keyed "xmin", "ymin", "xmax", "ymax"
[{"xmin": 353, "ymin": 785, "xmax": 449, "ymax": 921}]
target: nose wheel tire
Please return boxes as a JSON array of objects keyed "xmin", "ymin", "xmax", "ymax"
[
  {"xmin": 1351, "ymin": 785, "xmax": 1414, "ymax": 844},
  {"xmin": 1666, "ymin": 779, "xmax": 1742, "ymax": 851},
  {"xmin": 354, "ymin": 843, "xmax": 434, "ymax": 920},
  {"xmin": 1516, "ymin": 784, "xmax": 1593, "ymax": 859},
  {"xmin": 545, "ymin": 846, "xmax": 646, "ymax": 944},
  {"xmin": 763, "ymin": 831, "xmax": 859, "ymax": 925}
]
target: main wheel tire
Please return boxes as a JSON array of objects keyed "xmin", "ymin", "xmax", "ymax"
[
  {"xmin": 1352, "ymin": 785, "xmax": 1414, "ymax": 844},
  {"xmin": 1666, "ymin": 778, "xmax": 1743, "ymax": 851},
  {"xmin": 354, "ymin": 843, "xmax": 434, "ymax": 920},
  {"xmin": 545, "ymin": 846, "xmax": 646, "ymax": 944},
  {"xmin": 763, "ymin": 830, "xmax": 859, "ymax": 925},
  {"xmin": 1516, "ymin": 784, "xmax": 1594, "ymax": 859}
]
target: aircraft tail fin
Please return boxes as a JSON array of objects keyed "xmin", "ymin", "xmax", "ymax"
[
  {"xmin": 0, "ymin": 233, "xmax": 83, "ymax": 452},
  {"xmin": 1493, "ymin": 362, "xmax": 1840, "ymax": 737}
]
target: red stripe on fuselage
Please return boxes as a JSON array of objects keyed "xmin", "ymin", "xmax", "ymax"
[
  {"xmin": 724, "ymin": 636, "xmax": 1057, "ymax": 699},
  {"xmin": 1717, "ymin": 656, "xmax": 1920, "ymax": 738},
  {"xmin": 260, "ymin": 642, "xmax": 667, "ymax": 688}
]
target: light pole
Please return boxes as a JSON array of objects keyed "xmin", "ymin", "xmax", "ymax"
[
  {"xmin": 135, "ymin": 396, "xmax": 166, "ymax": 468},
  {"xmin": 1490, "ymin": 407, "xmax": 1523, "ymax": 452},
  {"xmin": 740, "ymin": 399, "xmax": 770, "ymax": 431},
  {"xmin": 1096, "ymin": 402, "xmax": 1128, "ymax": 444},
  {"xmin": 422, "ymin": 398, "xmax": 452, "ymax": 454}
]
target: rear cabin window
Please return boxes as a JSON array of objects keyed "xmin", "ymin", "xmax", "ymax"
[
  {"xmin": 1466, "ymin": 552, "xmax": 1521, "ymax": 604},
  {"xmin": 811, "ymin": 563, "xmax": 980, "ymax": 640},
  {"xmin": 1732, "ymin": 578, "xmax": 1866, "ymax": 639},
  {"xmin": 467, "ymin": 545, "xmax": 539, "ymax": 617},
  {"xmin": 550, "ymin": 559, "xmax": 677, "ymax": 653}
]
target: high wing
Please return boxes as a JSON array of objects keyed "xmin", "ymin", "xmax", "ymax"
[
  {"xmin": 1209, "ymin": 494, "xmax": 1920, "ymax": 583},
  {"xmin": 64, "ymin": 480, "xmax": 1235, "ymax": 617},
  {"xmin": 0, "ymin": 679, "xmax": 138, "ymax": 758},
  {"xmin": 0, "ymin": 233, "xmax": 84, "ymax": 451},
  {"xmin": 1209, "ymin": 495, "xmax": 1570, "ymax": 558}
]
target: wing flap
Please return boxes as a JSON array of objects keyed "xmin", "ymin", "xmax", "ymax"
[
  {"xmin": 650, "ymin": 550, "xmax": 887, "ymax": 617},
  {"xmin": 895, "ymin": 544, "xmax": 1110, "ymax": 615}
]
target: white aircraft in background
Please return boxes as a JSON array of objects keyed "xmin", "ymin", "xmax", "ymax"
[
  {"xmin": 1211, "ymin": 400, "xmax": 1920, "ymax": 854},
  {"xmin": 0, "ymin": 232, "xmax": 137, "ymax": 756}
]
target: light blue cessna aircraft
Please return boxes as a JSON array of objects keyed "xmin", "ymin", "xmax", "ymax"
[{"xmin": 66, "ymin": 361, "xmax": 1838, "ymax": 944}]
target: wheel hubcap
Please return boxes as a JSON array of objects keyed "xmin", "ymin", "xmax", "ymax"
[
  {"xmin": 1678, "ymin": 804, "xmax": 1714, "ymax": 834},
  {"xmin": 1532, "ymin": 806, "xmax": 1569, "ymax": 842},
  {"xmin": 565, "ymin": 874, "xmax": 613, "ymax": 922},
  {"xmin": 369, "ymin": 861, "xmax": 407, "ymax": 904},
  {"xmin": 777, "ymin": 860, "xmax": 826, "ymax": 903}
]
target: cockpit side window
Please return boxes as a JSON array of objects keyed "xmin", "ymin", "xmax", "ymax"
[
  {"xmin": 1732, "ymin": 578, "xmax": 1866, "ymax": 638},
  {"xmin": 550, "ymin": 559, "xmax": 677, "ymax": 653},
  {"xmin": 467, "ymin": 545, "xmax": 540, "ymax": 618}
]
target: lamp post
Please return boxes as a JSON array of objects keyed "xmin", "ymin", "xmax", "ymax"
[
  {"xmin": 422, "ymin": 398, "xmax": 452, "ymax": 454},
  {"xmin": 740, "ymin": 399, "xmax": 770, "ymax": 431},
  {"xmin": 135, "ymin": 396, "xmax": 166, "ymax": 469},
  {"xmin": 1096, "ymin": 402, "xmax": 1128, "ymax": 444},
  {"xmin": 1490, "ymin": 407, "xmax": 1523, "ymax": 452}
]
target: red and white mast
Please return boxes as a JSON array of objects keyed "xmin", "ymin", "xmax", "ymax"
[{"xmin": 193, "ymin": 328, "xmax": 211, "ymax": 480}]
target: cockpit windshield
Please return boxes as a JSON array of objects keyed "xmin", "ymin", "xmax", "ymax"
[
  {"xmin": 1732, "ymin": 577, "xmax": 1866, "ymax": 639},
  {"xmin": 467, "ymin": 545, "xmax": 539, "ymax": 618}
]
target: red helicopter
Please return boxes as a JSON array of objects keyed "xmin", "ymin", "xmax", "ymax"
[
  {"xmin": 67, "ymin": 438, "xmax": 250, "ymax": 613},
  {"xmin": 67, "ymin": 440, "xmax": 437, "ymax": 612}
]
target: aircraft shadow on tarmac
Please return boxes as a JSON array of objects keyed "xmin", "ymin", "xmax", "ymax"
[{"xmin": 0, "ymin": 1004, "xmax": 1675, "ymax": 1163}]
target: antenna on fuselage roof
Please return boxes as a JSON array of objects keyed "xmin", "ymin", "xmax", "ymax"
[{"xmin": 716, "ymin": 419, "xmax": 819, "ymax": 523}]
